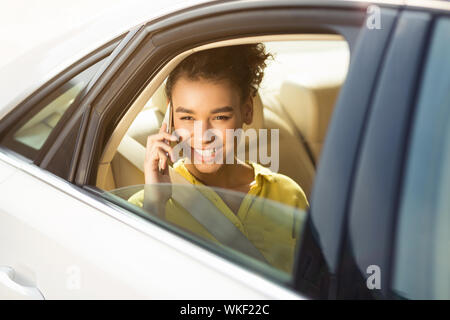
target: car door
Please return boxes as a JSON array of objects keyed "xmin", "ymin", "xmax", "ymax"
[
  {"xmin": 0, "ymin": 39, "xmax": 171, "ymax": 299},
  {"xmin": 0, "ymin": 0, "xmax": 402, "ymax": 299},
  {"xmin": 0, "ymin": 27, "xmax": 300, "ymax": 300},
  {"xmin": 60, "ymin": 1, "xmax": 399, "ymax": 299}
]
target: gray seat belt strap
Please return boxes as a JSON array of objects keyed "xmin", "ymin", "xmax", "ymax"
[{"xmin": 168, "ymin": 167, "xmax": 267, "ymax": 263}]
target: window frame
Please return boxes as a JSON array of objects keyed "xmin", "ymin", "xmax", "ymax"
[
  {"xmin": 296, "ymin": 6, "xmax": 400, "ymax": 299},
  {"xmin": 71, "ymin": 0, "xmax": 374, "ymax": 296},
  {"xmin": 91, "ymin": 33, "xmax": 355, "ymax": 287},
  {"xmin": 74, "ymin": 3, "xmax": 370, "ymax": 187},
  {"xmin": 3, "ymin": 0, "xmax": 436, "ymax": 298},
  {"xmin": 0, "ymin": 34, "xmax": 125, "ymax": 163}
]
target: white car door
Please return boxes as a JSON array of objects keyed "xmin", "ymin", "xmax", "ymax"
[{"xmin": 0, "ymin": 151, "xmax": 300, "ymax": 299}]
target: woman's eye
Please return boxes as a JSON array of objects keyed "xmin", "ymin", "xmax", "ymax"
[
  {"xmin": 180, "ymin": 116, "xmax": 194, "ymax": 120},
  {"xmin": 213, "ymin": 115, "xmax": 231, "ymax": 120}
]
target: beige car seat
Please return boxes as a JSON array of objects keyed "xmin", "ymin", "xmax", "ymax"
[
  {"xmin": 278, "ymin": 80, "xmax": 340, "ymax": 162},
  {"xmin": 110, "ymin": 86, "xmax": 166, "ymax": 188},
  {"xmin": 259, "ymin": 92, "xmax": 315, "ymax": 196}
]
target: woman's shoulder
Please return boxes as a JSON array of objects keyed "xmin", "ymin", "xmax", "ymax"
[{"xmin": 250, "ymin": 162, "xmax": 309, "ymax": 208}]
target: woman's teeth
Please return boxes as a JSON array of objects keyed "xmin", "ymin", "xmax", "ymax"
[{"xmin": 194, "ymin": 148, "xmax": 216, "ymax": 157}]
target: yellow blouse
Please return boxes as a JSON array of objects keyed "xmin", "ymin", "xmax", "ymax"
[{"xmin": 128, "ymin": 160, "xmax": 309, "ymax": 273}]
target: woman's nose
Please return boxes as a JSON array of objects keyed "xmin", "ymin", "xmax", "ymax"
[{"xmin": 192, "ymin": 120, "xmax": 215, "ymax": 146}]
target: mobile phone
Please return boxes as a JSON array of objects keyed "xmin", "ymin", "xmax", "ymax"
[
  {"xmin": 159, "ymin": 102, "xmax": 173, "ymax": 173},
  {"xmin": 161, "ymin": 101, "xmax": 173, "ymax": 131}
]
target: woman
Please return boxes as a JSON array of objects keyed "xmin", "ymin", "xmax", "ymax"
[{"xmin": 129, "ymin": 43, "xmax": 308, "ymax": 273}]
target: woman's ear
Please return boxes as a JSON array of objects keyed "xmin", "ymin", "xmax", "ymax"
[{"xmin": 242, "ymin": 95, "xmax": 254, "ymax": 125}]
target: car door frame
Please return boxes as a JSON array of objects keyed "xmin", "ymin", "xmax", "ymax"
[
  {"xmin": 1, "ymin": 0, "xmax": 428, "ymax": 299},
  {"xmin": 72, "ymin": 1, "xmax": 372, "ymax": 187},
  {"xmin": 64, "ymin": 0, "xmax": 401, "ymax": 297},
  {"xmin": 0, "ymin": 0, "xmax": 368, "ymax": 300},
  {"xmin": 292, "ymin": 3, "xmax": 402, "ymax": 299},
  {"xmin": 0, "ymin": 35, "xmax": 125, "ymax": 160}
]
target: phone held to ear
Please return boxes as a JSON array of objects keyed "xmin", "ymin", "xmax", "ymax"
[{"xmin": 159, "ymin": 102, "xmax": 173, "ymax": 174}]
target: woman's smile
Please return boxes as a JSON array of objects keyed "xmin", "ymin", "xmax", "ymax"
[{"xmin": 192, "ymin": 146, "xmax": 222, "ymax": 163}]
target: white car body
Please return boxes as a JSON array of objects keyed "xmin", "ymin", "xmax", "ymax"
[{"xmin": 0, "ymin": 0, "xmax": 303, "ymax": 299}]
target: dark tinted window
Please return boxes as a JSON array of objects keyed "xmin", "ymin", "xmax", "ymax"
[{"xmin": 392, "ymin": 18, "xmax": 450, "ymax": 300}]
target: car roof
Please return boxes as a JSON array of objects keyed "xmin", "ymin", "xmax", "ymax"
[
  {"xmin": 1, "ymin": 0, "xmax": 447, "ymax": 118},
  {"xmin": 0, "ymin": 0, "xmax": 211, "ymax": 118}
]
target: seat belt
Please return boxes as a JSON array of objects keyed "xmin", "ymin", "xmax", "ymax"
[
  {"xmin": 144, "ymin": 167, "xmax": 268, "ymax": 263},
  {"xmin": 117, "ymin": 137, "xmax": 267, "ymax": 262},
  {"xmin": 124, "ymin": 104, "xmax": 267, "ymax": 263}
]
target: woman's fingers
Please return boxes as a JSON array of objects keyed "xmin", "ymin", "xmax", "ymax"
[
  {"xmin": 145, "ymin": 142, "xmax": 174, "ymax": 169},
  {"xmin": 147, "ymin": 132, "xmax": 178, "ymax": 144},
  {"xmin": 144, "ymin": 123, "xmax": 178, "ymax": 183},
  {"xmin": 157, "ymin": 149, "xmax": 168, "ymax": 171},
  {"xmin": 152, "ymin": 141, "xmax": 174, "ymax": 162},
  {"xmin": 160, "ymin": 132, "xmax": 178, "ymax": 142}
]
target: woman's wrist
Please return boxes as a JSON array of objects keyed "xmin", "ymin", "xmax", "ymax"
[{"xmin": 143, "ymin": 184, "xmax": 171, "ymax": 217}]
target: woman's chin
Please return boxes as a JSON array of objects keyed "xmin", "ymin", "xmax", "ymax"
[{"xmin": 192, "ymin": 162, "xmax": 223, "ymax": 174}]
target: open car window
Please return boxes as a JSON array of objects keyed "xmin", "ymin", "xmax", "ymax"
[
  {"xmin": 100, "ymin": 166, "xmax": 307, "ymax": 284},
  {"xmin": 96, "ymin": 36, "xmax": 350, "ymax": 288}
]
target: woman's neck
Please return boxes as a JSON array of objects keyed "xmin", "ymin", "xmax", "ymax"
[{"xmin": 185, "ymin": 159, "xmax": 255, "ymax": 190}]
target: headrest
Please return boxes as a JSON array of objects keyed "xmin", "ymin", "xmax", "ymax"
[
  {"xmin": 144, "ymin": 83, "xmax": 168, "ymax": 114},
  {"xmin": 278, "ymin": 80, "xmax": 340, "ymax": 159}
]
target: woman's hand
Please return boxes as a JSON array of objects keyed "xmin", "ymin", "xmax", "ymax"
[
  {"xmin": 144, "ymin": 122, "xmax": 178, "ymax": 185},
  {"xmin": 143, "ymin": 123, "xmax": 178, "ymax": 216}
]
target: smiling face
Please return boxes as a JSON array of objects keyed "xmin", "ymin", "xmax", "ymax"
[{"xmin": 171, "ymin": 76, "xmax": 253, "ymax": 174}]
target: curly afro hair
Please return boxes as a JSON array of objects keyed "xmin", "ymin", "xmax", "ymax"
[{"xmin": 165, "ymin": 43, "xmax": 272, "ymax": 103}]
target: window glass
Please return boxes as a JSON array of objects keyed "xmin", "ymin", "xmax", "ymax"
[
  {"xmin": 3, "ymin": 58, "xmax": 105, "ymax": 156},
  {"xmin": 13, "ymin": 83, "xmax": 85, "ymax": 150},
  {"xmin": 102, "ymin": 177, "xmax": 307, "ymax": 282},
  {"xmin": 392, "ymin": 18, "xmax": 450, "ymax": 300},
  {"xmin": 99, "ymin": 38, "xmax": 350, "ymax": 285}
]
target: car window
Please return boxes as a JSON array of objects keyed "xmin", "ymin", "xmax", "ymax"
[
  {"xmin": 1, "ymin": 58, "xmax": 106, "ymax": 158},
  {"xmin": 102, "ymin": 169, "xmax": 307, "ymax": 283},
  {"xmin": 98, "ymin": 37, "xmax": 350, "ymax": 286},
  {"xmin": 392, "ymin": 18, "xmax": 450, "ymax": 300}
]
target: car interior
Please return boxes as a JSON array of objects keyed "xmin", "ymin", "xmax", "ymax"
[{"xmin": 95, "ymin": 34, "xmax": 350, "ymax": 199}]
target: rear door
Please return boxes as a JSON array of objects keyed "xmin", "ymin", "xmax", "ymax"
[
  {"xmin": 65, "ymin": 0, "xmax": 400, "ymax": 299},
  {"xmin": 0, "ymin": 23, "xmax": 294, "ymax": 300},
  {"xmin": 0, "ymin": 0, "xmax": 405, "ymax": 299},
  {"xmin": 0, "ymin": 38, "xmax": 162, "ymax": 299}
]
